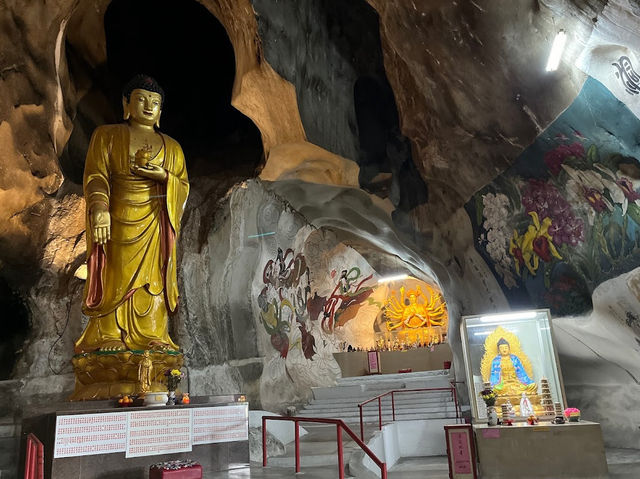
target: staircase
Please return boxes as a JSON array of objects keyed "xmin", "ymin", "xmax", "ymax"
[
  {"xmin": 265, "ymin": 370, "xmax": 460, "ymax": 477},
  {"xmin": 298, "ymin": 370, "xmax": 459, "ymax": 427}
]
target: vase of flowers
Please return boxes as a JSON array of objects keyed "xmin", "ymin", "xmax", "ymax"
[
  {"xmin": 165, "ymin": 369, "xmax": 184, "ymax": 405},
  {"xmin": 480, "ymin": 387, "xmax": 498, "ymax": 426},
  {"xmin": 564, "ymin": 407, "xmax": 580, "ymax": 422}
]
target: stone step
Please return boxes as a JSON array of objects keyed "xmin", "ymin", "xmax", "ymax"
[
  {"xmin": 298, "ymin": 411, "xmax": 458, "ymax": 423},
  {"xmin": 313, "ymin": 386, "xmax": 454, "ymax": 400},
  {"xmin": 336, "ymin": 370, "xmax": 450, "ymax": 383},
  {"xmin": 388, "ymin": 456, "xmax": 450, "ymax": 478},
  {"xmin": 311, "ymin": 388, "xmax": 453, "ymax": 403},
  {"xmin": 299, "ymin": 411, "xmax": 459, "ymax": 424},
  {"xmin": 268, "ymin": 424, "xmax": 362, "ymax": 470},
  {"xmin": 305, "ymin": 396, "xmax": 454, "ymax": 410},
  {"xmin": 296, "ymin": 403, "xmax": 456, "ymax": 417}
]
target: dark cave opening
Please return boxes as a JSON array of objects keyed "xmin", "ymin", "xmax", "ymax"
[
  {"xmin": 354, "ymin": 74, "xmax": 428, "ymax": 212},
  {"xmin": 0, "ymin": 278, "xmax": 29, "ymax": 379},
  {"xmin": 252, "ymin": 0, "xmax": 427, "ymax": 211},
  {"xmin": 61, "ymin": 0, "xmax": 263, "ymax": 184}
]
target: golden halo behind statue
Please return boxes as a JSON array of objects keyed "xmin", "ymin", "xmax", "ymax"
[{"xmin": 480, "ymin": 326, "xmax": 534, "ymax": 383}]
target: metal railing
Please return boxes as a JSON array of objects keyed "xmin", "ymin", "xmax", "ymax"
[
  {"xmin": 449, "ymin": 380, "xmax": 465, "ymax": 420},
  {"xmin": 262, "ymin": 416, "xmax": 387, "ymax": 479},
  {"xmin": 357, "ymin": 386, "xmax": 461, "ymax": 439}
]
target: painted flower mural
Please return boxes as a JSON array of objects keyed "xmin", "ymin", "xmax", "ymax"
[{"xmin": 467, "ymin": 78, "xmax": 640, "ymax": 315}]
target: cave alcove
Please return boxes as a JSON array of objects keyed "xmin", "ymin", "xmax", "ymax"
[
  {"xmin": 354, "ymin": 75, "xmax": 428, "ymax": 211},
  {"xmin": 61, "ymin": 0, "xmax": 264, "ymax": 186},
  {"xmin": 0, "ymin": 278, "xmax": 29, "ymax": 379}
]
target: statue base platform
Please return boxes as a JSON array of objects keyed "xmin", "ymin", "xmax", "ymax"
[
  {"xmin": 70, "ymin": 350, "xmax": 183, "ymax": 400},
  {"xmin": 494, "ymin": 393, "xmax": 544, "ymax": 417}
]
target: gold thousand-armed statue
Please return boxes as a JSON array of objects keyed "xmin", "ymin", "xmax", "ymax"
[
  {"xmin": 71, "ymin": 75, "xmax": 189, "ymax": 400},
  {"xmin": 383, "ymin": 284, "xmax": 448, "ymax": 345}
]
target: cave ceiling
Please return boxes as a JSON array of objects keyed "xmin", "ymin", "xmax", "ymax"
[{"xmin": 0, "ymin": 0, "xmax": 632, "ymax": 282}]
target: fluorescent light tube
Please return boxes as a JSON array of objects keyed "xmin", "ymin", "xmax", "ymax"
[{"xmin": 545, "ymin": 30, "xmax": 567, "ymax": 72}]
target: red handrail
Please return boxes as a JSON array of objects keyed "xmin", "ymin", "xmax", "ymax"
[
  {"xmin": 262, "ymin": 416, "xmax": 387, "ymax": 479},
  {"xmin": 357, "ymin": 387, "xmax": 461, "ymax": 439}
]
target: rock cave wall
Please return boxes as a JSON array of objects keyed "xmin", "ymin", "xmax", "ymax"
[
  {"xmin": 179, "ymin": 177, "xmax": 449, "ymax": 411},
  {"xmin": 0, "ymin": 0, "xmax": 639, "ymax": 452},
  {"xmin": 251, "ymin": 0, "xmax": 428, "ymax": 213}
]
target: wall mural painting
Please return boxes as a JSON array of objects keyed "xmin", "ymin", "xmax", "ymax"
[
  {"xmin": 258, "ymin": 248, "xmax": 376, "ymax": 362},
  {"xmin": 466, "ymin": 78, "xmax": 640, "ymax": 315},
  {"xmin": 320, "ymin": 267, "xmax": 374, "ymax": 333},
  {"xmin": 258, "ymin": 248, "xmax": 315, "ymax": 360}
]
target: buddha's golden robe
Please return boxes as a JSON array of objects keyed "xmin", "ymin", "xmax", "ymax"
[{"xmin": 75, "ymin": 124, "xmax": 189, "ymax": 353}]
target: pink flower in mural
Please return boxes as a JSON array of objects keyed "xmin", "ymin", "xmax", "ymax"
[
  {"xmin": 544, "ymin": 142, "xmax": 585, "ymax": 175},
  {"xmin": 521, "ymin": 179, "xmax": 584, "ymax": 246},
  {"xmin": 593, "ymin": 163, "xmax": 640, "ymax": 215},
  {"xmin": 584, "ymin": 188, "xmax": 609, "ymax": 212},
  {"xmin": 562, "ymin": 164, "xmax": 619, "ymax": 224},
  {"xmin": 546, "ymin": 215, "xmax": 584, "ymax": 247},
  {"xmin": 616, "ymin": 177, "xmax": 640, "ymax": 201}
]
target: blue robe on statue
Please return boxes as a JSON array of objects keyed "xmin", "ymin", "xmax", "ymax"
[{"xmin": 490, "ymin": 354, "xmax": 534, "ymax": 388}]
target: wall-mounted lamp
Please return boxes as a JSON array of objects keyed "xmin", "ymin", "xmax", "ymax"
[{"xmin": 545, "ymin": 30, "xmax": 567, "ymax": 72}]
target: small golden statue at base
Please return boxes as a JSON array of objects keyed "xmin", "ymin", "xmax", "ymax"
[
  {"xmin": 480, "ymin": 326, "xmax": 543, "ymax": 415},
  {"xmin": 137, "ymin": 350, "xmax": 153, "ymax": 394},
  {"xmin": 70, "ymin": 74, "xmax": 189, "ymax": 400}
]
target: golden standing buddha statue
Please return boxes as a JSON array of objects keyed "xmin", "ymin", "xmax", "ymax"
[{"xmin": 71, "ymin": 75, "xmax": 188, "ymax": 400}]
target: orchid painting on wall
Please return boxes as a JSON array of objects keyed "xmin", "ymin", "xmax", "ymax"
[{"xmin": 466, "ymin": 78, "xmax": 640, "ymax": 315}]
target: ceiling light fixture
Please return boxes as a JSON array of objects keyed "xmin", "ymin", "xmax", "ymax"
[
  {"xmin": 377, "ymin": 274, "xmax": 409, "ymax": 284},
  {"xmin": 479, "ymin": 311, "xmax": 537, "ymax": 323},
  {"xmin": 545, "ymin": 30, "xmax": 567, "ymax": 72}
]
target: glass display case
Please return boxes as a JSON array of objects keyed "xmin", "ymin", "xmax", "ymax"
[{"xmin": 460, "ymin": 310, "xmax": 566, "ymax": 421}]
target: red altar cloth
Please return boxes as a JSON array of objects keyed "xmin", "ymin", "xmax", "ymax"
[{"xmin": 149, "ymin": 463, "xmax": 202, "ymax": 479}]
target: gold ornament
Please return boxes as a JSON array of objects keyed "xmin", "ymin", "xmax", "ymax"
[{"xmin": 71, "ymin": 350, "xmax": 183, "ymax": 400}]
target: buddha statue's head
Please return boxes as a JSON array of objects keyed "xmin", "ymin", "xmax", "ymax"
[
  {"xmin": 122, "ymin": 74, "xmax": 164, "ymax": 128},
  {"xmin": 497, "ymin": 338, "xmax": 510, "ymax": 356}
]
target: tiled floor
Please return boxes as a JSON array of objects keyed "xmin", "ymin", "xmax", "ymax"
[{"xmin": 203, "ymin": 448, "xmax": 640, "ymax": 478}]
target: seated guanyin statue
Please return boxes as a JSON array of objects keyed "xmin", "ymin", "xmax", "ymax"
[{"xmin": 480, "ymin": 326, "xmax": 541, "ymax": 413}]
